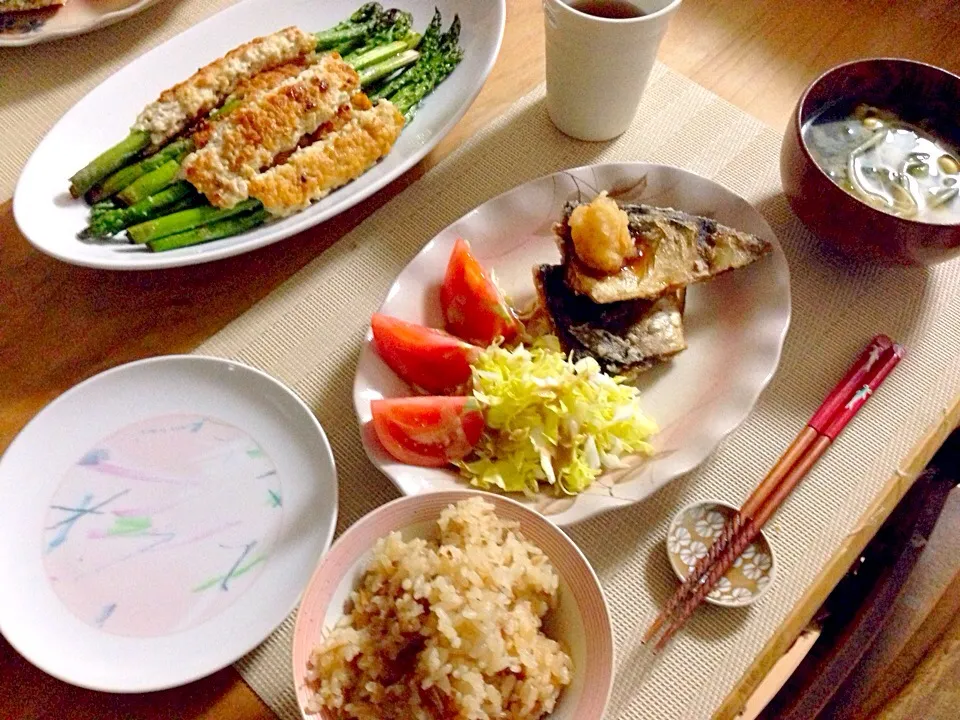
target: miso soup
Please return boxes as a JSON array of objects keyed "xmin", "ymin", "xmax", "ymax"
[{"xmin": 802, "ymin": 103, "xmax": 960, "ymax": 224}]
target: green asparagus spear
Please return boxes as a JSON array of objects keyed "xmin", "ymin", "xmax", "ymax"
[
  {"xmin": 147, "ymin": 208, "xmax": 269, "ymax": 252},
  {"xmin": 334, "ymin": 38, "xmax": 363, "ymax": 56},
  {"xmin": 117, "ymin": 159, "xmax": 183, "ymax": 206},
  {"xmin": 80, "ymin": 182, "xmax": 198, "ymax": 238},
  {"xmin": 359, "ymin": 49, "xmax": 420, "ymax": 86},
  {"xmin": 127, "ymin": 199, "xmax": 262, "ymax": 243},
  {"xmin": 350, "ymin": 33, "xmax": 420, "ymax": 71},
  {"xmin": 316, "ymin": 0, "xmax": 383, "ymax": 46},
  {"xmin": 371, "ymin": 8, "xmax": 443, "ymax": 100},
  {"xmin": 317, "ymin": 23, "xmax": 376, "ymax": 51},
  {"xmin": 69, "ymin": 130, "xmax": 150, "ymax": 198},
  {"xmin": 342, "ymin": 2, "xmax": 383, "ymax": 27},
  {"xmin": 390, "ymin": 49, "xmax": 463, "ymax": 118},
  {"xmin": 388, "ymin": 16, "xmax": 463, "ymax": 119},
  {"xmin": 88, "ymin": 138, "xmax": 195, "ymax": 203},
  {"xmin": 161, "ymin": 195, "xmax": 203, "ymax": 215},
  {"xmin": 90, "ymin": 198, "xmax": 120, "ymax": 219},
  {"xmin": 344, "ymin": 9, "xmax": 413, "ymax": 61},
  {"xmin": 315, "ymin": 3, "xmax": 385, "ymax": 51}
]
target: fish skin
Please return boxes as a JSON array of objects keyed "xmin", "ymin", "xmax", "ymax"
[
  {"xmin": 534, "ymin": 264, "xmax": 687, "ymax": 379},
  {"xmin": 557, "ymin": 201, "xmax": 772, "ymax": 304}
]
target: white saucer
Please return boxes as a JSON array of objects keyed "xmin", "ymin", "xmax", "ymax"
[{"xmin": 0, "ymin": 355, "xmax": 337, "ymax": 692}]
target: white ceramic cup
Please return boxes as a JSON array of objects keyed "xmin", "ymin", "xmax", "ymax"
[{"xmin": 544, "ymin": 0, "xmax": 682, "ymax": 141}]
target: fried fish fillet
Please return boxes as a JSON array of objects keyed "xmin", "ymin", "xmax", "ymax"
[
  {"xmin": 248, "ymin": 99, "xmax": 404, "ymax": 216},
  {"xmin": 229, "ymin": 55, "xmax": 315, "ymax": 103},
  {"xmin": 132, "ymin": 26, "xmax": 317, "ymax": 150},
  {"xmin": 190, "ymin": 56, "xmax": 317, "ymax": 149},
  {"xmin": 557, "ymin": 201, "xmax": 772, "ymax": 304},
  {"xmin": 182, "ymin": 53, "xmax": 361, "ymax": 208},
  {"xmin": 534, "ymin": 264, "xmax": 687, "ymax": 380}
]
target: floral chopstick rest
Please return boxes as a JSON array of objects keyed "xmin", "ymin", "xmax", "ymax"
[{"xmin": 665, "ymin": 499, "xmax": 777, "ymax": 608}]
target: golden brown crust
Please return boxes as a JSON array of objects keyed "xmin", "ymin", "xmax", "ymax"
[
  {"xmin": 248, "ymin": 100, "xmax": 405, "ymax": 216},
  {"xmin": 229, "ymin": 55, "xmax": 313, "ymax": 102},
  {"xmin": 154, "ymin": 26, "xmax": 315, "ymax": 107},
  {"xmin": 190, "ymin": 56, "xmax": 317, "ymax": 149},
  {"xmin": 133, "ymin": 26, "xmax": 316, "ymax": 148},
  {"xmin": 181, "ymin": 53, "xmax": 361, "ymax": 208}
]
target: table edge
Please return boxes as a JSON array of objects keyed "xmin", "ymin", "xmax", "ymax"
[{"xmin": 714, "ymin": 393, "xmax": 960, "ymax": 719}]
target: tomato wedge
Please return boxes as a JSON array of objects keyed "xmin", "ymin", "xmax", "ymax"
[
  {"xmin": 440, "ymin": 238, "xmax": 521, "ymax": 347},
  {"xmin": 371, "ymin": 396, "xmax": 485, "ymax": 467},
  {"xmin": 371, "ymin": 314, "xmax": 480, "ymax": 395}
]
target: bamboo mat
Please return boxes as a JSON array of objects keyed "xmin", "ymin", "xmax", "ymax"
[{"xmin": 186, "ymin": 65, "xmax": 960, "ymax": 719}]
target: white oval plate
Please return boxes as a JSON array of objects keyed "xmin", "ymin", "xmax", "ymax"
[
  {"xmin": 0, "ymin": 0, "xmax": 164, "ymax": 48},
  {"xmin": 0, "ymin": 355, "xmax": 338, "ymax": 692},
  {"xmin": 13, "ymin": 0, "xmax": 505, "ymax": 270},
  {"xmin": 353, "ymin": 163, "xmax": 792, "ymax": 526}
]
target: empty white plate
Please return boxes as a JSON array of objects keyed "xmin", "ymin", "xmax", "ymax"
[{"xmin": 0, "ymin": 355, "xmax": 337, "ymax": 692}]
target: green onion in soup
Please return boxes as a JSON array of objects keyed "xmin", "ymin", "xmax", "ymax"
[{"xmin": 803, "ymin": 103, "xmax": 960, "ymax": 224}]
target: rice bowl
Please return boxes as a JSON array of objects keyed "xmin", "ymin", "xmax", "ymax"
[{"xmin": 291, "ymin": 490, "xmax": 613, "ymax": 720}]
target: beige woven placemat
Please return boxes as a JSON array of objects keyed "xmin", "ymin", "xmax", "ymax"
[
  {"xmin": 4, "ymin": 1, "xmax": 956, "ymax": 716},
  {"xmin": 187, "ymin": 64, "xmax": 960, "ymax": 719}
]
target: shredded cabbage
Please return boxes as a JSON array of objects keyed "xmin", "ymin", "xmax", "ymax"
[{"xmin": 457, "ymin": 337, "xmax": 658, "ymax": 496}]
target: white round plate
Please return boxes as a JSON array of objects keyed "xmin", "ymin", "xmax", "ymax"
[
  {"xmin": 13, "ymin": 0, "xmax": 505, "ymax": 270},
  {"xmin": 0, "ymin": 355, "xmax": 338, "ymax": 692},
  {"xmin": 0, "ymin": 0, "xmax": 164, "ymax": 47},
  {"xmin": 353, "ymin": 163, "xmax": 792, "ymax": 526}
]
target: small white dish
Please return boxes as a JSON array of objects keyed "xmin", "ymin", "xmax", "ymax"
[
  {"xmin": 13, "ymin": 0, "xmax": 505, "ymax": 270},
  {"xmin": 0, "ymin": 0, "xmax": 165, "ymax": 48},
  {"xmin": 666, "ymin": 499, "xmax": 777, "ymax": 608},
  {"xmin": 0, "ymin": 355, "xmax": 338, "ymax": 692},
  {"xmin": 353, "ymin": 162, "xmax": 792, "ymax": 526}
]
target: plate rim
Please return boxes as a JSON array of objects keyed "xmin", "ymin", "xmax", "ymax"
[
  {"xmin": 0, "ymin": 0, "xmax": 166, "ymax": 48},
  {"xmin": 12, "ymin": 0, "xmax": 507, "ymax": 270},
  {"xmin": 0, "ymin": 354, "xmax": 339, "ymax": 692},
  {"xmin": 289, "ymin": 488, "xmax": 615, "ymax": 720},
  {"xmin": 352, "ymin": 161, "xmax": 793, "ymax": 526}
]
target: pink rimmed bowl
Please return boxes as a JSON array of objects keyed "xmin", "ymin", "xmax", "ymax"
[{"xmin": 291, "ymin": 490, "xmax": 614, "ymax": 720}]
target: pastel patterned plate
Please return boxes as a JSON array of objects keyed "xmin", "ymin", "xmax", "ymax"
[
  {"xmin": 0, "ymin": 355, "xmax": 337, "ymax": 692},
  {"xmin": 666, "ymin": 500, "xmax": 777, "ymax": 607},
  {"xmin": 291, "ymin": 490, "xmax": 614, "ymax": 720},
  {"xmin": 353, "ymin": 162, "xmax": 792, "ymax": 526}
]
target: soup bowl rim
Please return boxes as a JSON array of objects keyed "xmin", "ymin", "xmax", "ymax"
[{"xmin": 794, "ymin": 56, "xmax": 960, "ymax": 230}]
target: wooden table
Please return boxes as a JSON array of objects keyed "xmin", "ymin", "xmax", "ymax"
[{"xmin": 2, "ymin": 1, "xmax": 959, "ymax": 718}]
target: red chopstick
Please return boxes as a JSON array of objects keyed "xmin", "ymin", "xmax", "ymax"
[{"xmin": 645, "ymin": 336, "xmax": 904, "ymax": 649}]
